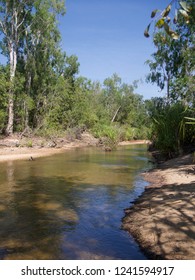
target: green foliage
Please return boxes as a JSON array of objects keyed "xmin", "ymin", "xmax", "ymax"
[
  {"xmin": 117, "ymin": 125, "xmax": 151, "ymax": 141},
  {"xmin": 92, "ymin": 124, "xmax": 117, "ymax": 139},
  {"xmin": 145, "ymin": 0, "xmax": 195, "ymax": 39},
  {"xmin": 0, "ymin": 66, "xmax": 9, "ymax": 132},
  {"xmin": 0, "ymin": 0, "xmax": 66, "ymax": 134},
  {"xmin": 0, "ymin": 0, "xmax": 151, "ymax": 144},
  {"xmin": 92, "ymin": 124, "xmax": 120, "ymax": 151},
  {"xmin": 65, "ymin": 126, "xmax": 86, "ymax": 141},
  {"xmin": 146, "ymin": 24, "xmax": 194, "ymax": 101},
  {"xmin": 118, "ymin": 125, "xmax": 135, "ymax": 141},
  {"xmin": 26, "ymin": 139, "xmax": 33, "ymax": 148},
  {"xmin": 145, "ymin": 1, "xmax": 195, "ymax": 156},
  {"xmin": 181, "ymin": 115, "xmax": 195, "ymax": 145},
  {"xmin": 184, "ymin": 117, "xmax": 195, "ymax": 125},
  {"xmin": 147, "ymin": 99, "xmax": 195, "ymax": 155}
]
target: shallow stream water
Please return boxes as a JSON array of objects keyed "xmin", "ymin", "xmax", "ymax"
[{"xmin": 0, "ymin": 144, "xmax": 152, "ymax": 259}]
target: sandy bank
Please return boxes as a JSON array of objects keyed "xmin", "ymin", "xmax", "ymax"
[
  {"xmin": 119, "ymin": 140, "xmax": 150, "ymax": 146},
  {"xmin": 0, "ymin": 143, "xmax": 85, "ymax": 162},
  {"xmin": 0, "ymin": 137, "xmax": 149, "ymax": 162},
  {"xmin": 122, "ymin": 153, "xmax": 195, "ymax": 259},
  {"xmin": 0, "ymin": 133, "xmax": 98, "ymax": 162}
]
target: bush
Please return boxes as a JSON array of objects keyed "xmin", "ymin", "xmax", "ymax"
[
  {"xmin": 34, "ymin": 127, "xmax": 65, "ymax": 140},
  {"xmin": 65, "ymin": 126, "xmax": 86, "ymax": 141},
  {"xmin": 118, "ymin": 125, "xmax": 151, "ymax": 141},
  {"xmin": 149, "ymin": 101, "xmax": 195, "ymax": 156},
  {"xmin": 92, "ymin": 124, "xmax": 119, "ymax": 150},
  {"xmin": 0, "ymin": 110, "xmax": 7, "ymax": 133}
]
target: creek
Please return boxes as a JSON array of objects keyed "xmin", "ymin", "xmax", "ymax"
[{"xmin": 0, "ymin": 144, "xmax": 152, "ymax": 259}]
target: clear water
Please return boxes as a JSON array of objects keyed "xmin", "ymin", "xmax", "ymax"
[{"xmin": 0, "ymin": 144, "xmax": 151, "ymax": 259}]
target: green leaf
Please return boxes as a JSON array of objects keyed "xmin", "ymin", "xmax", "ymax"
[
  {"xmin": 163, "ymin": 22, "xmax": 170, "ymax": 33},
  {"xmin": 171, "ymin": 32, "xmax": 179, "ymax": 40},
  {"xmin": 163, "ymin": 23, "xmax": 179, "ymax": 40},
  {"xmin": 144, "ymin": 23, "xmax": 151, "ymax": 38},
  {"xmin": 162, "ymin": 4, "xmax": 171, "ymax": 18},
  {"xmin": 155, "ymin": 18, "xmax": 165, "ymax": 28},
  {"xmin": 180, "ymin": 1, "xmax": 190, "ymax": 12},
  {"xmin": 179, "ymin": 9, "xmax": 189, "ymax": 17},
  {"xmin": 185, "ymin": 117, "xmax": 195, "ymax": 121},
  {"xmin": 179, "ymin": 9, "xmax": 190, "ymax": 23},
  {"xmin": 151, "ymin": 9, "xmax": 159, "ymax": 18}
]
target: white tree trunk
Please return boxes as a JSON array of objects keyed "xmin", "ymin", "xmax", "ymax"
[
  {"xmin": 111, "ymin": 106, "xmax": 121, "ymax": 123},
  {"xmin": 24, "ymin": 72, "xmax": 32, "ymax": 129},
  {"xmin": 6, "ymin": 43, "xmax": 17, "ymax": 135},
  {"xmin": 5, "ymin": 2, "xmax": 18, "ymax": 135}
]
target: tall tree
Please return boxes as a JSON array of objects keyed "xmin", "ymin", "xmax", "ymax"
[
  {"xmin": 103, "ymin": 73, "xmax": 122, "ymax": 123},
  {"xmin": 146, "ymin": 0, "xmax": 195, "ymax": 102},
  {"xmin": 0, "ymin": 0, "xmax": 33, "ymax": 134},
  {"xmin": 21, "ymin": 0, "xmax": 66, "ymax": 129},
  {"xmin": 144, "ymin": 0, "xmax": 195, "ymax": 39},
  {"xmin": 0, "ymin": 0, "xmax": 65, "ymax": 134}
]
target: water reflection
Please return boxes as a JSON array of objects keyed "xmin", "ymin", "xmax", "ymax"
[{"xmin": 0, "ymin": 145, "xmax": 151, "ymax": 259}]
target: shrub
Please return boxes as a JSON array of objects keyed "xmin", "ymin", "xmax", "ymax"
[
  {"xmin": 26, "ymin": 139, "xmax": 33, "ymax": 148},
  {"xmin": 92, "ymin": 124, "xmax": 119, "ymax": 150},
  {"xmin": 149, "ymin": 102, "xmax": 195, "ymax": 156}
]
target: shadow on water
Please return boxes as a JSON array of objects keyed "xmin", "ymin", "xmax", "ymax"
[{"xmin": 0, "ymin": 145, "xmax": 151, "ymax": 260}]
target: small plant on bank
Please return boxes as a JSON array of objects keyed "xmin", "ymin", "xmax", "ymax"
[
  {"xmin": 92, "ymin": 124, "xmax": 119, "ymax": 151},
  {"xmin": 184, "ymin": 116, "xmax": 195, "ymax": 162},
  {"xmin": 26, "ymin": 139, "xmax": 33, "ymax": 148},
  {"xmin": 149, "ymin": 101, "xmax": 195, "ymax": 158}
]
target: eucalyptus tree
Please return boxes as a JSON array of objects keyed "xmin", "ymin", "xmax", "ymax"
[
  {"xmin": 144, "ymin": 0, "xmax": 195, "ymax": 154},
  {"xmin": 0, "ymin": 0, "xmax": 33, "ymax": 134},
  {"xmin": 0, "ymin": 65, "xmax": 9, "ymax": 131},
  {"xmin": 145, "ymin": 32, "xmax": 182, "ymax": 99},
  {"xmin": 144, "ymin": 0, "xmax": 195, "ymax": 39},
  {"xmin": 21, "ymin": 0, "xmax": 66, "ymax": 129},
  {"xmin": 41, "ymin": 56, "xmax": 80, "ymax": 131},
  {"xmin": 0, "ymin": 0, "xmax": 65, "ymax": 134},
  {"xmin": 145, "ymin": 0, "xmax": 194, "ymax": 102},
  {"xmin": 102, "ymin": 73, "xmax": 123, "ymax": 123}
]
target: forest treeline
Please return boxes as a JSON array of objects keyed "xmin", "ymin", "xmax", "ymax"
[{"xmin": 0, "ymin": 0, "xmax": 194, "ymax": 156}]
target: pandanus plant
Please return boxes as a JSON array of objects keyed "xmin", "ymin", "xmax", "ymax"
[{"xmin": 184, "ymin": 117, "xmax": 195, "ymax": 162}]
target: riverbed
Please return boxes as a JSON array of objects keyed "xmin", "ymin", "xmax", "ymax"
[{"xmin": 0, "ymin": 144, "xmax": 152, "ymax": 259}]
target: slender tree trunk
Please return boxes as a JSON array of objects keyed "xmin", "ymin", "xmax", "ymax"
[
  {"xmin": 24, "ymin": 100, "xmax": 29, "ymax": 129},
  {"xmin": 6, "ymin": 43, "xmax": 17, "ymax": 135},
  {"xmin": 167, "ymin": 74, "xmax": 170, "ymax": 99},
  {"xmin": 24, "ymin": 71, "xmax": 32, "ymax": 129},
  {"xmin": 111, "ymin": 106, "xmax": 121, "ymax": 123}
]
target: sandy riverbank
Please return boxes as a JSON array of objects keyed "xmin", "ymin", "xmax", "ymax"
[
  {"xmin": 0, "ymin": 144, "xmax": 83, "ymax": 162},
  {"xmin": 122, "ymin": 153, "xmax": 195, "ymax": 259},
  {"xmin": 0, "ymin": 135, "xmax": 148, "ymax": 163},
  {"xmin": 0, "ymin": 133, "xmax": 96, "ymax": 162}
]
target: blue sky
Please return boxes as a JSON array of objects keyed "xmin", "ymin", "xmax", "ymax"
[
  {"xmin": 58, "ymin": 0, "xmax": 171, "ymax": 99},
  {"xmin": 0, "ymin": 0, "xmax": 171, "ymax": 99}
]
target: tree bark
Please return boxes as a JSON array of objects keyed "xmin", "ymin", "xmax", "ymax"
[
  {"xmin": 24, "ymin": 71, "xmax": 32, "ymax": 129},
  {"xmin": 167, "ymin": 74, "xmax": 170, "ymax": 99},
  {"xmin": 6, "ymin": 43, "xmax": 17, "ymax": 135},
  {"xmin": 111, "ymin": 106, "xmax": 121, "ymax": 123}
]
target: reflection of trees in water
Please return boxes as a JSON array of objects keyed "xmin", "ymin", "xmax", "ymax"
[
  {"xmin": 0, "ymin": 176, "xmax": 134, "ymax": 260},
  {"xmin": 0, "ymin": 146, "xmax": 149, "ymax": 260},
  {"xmin": 3, "ymin": 161, "xmax": 15, "ymax": 206},
  {"xmin": 6, "ymin": 161, "xmax": 15, "ymax": 184},
  {"xmin": 0, "ymin": 176, "xmax": 82, "ymax": 259}
]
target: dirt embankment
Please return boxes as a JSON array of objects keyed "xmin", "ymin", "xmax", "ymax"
[
  {"xmin": 122, "ymin": 153, "xmax": 195, "ymax": 260},
  {"xmin": 0, "ymin": 133, "xmax": 148, "ymax": 162},
  {"xmin": 0, "ymin": 133, "xmax": 99, "ymax": 162}
]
